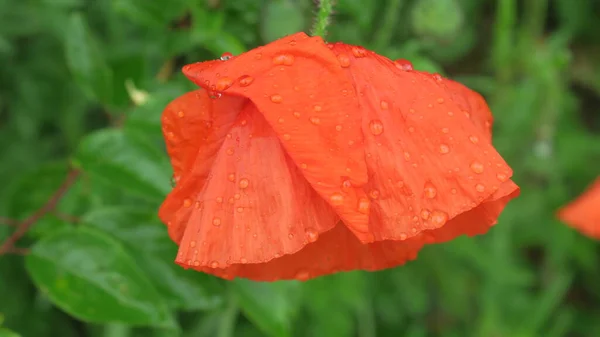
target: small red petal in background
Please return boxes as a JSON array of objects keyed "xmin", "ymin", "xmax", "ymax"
[{"xmin": 558, "ymin": 178, "xmax": 600, "ymax": 239}]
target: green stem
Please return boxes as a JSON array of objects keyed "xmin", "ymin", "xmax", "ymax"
[
  {"xmin": 217, "ymin": 291, "xmax": 239, "ymax": 337},
  {"xmin": 311, "ymin": 0, "xmax": 335, "ymax": 38}
]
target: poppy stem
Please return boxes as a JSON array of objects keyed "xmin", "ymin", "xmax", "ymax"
[{"xmin": 311, "ymin": 0, "xmax": 335, "ymax": 39}]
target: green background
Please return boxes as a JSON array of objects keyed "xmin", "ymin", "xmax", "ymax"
[{"xmin": 1, "ymin": 0, "xmax": 600, "ymax": 336}]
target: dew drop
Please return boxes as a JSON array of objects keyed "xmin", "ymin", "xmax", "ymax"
[
  {"xmin": 295, "ymin": 270, "xmax": 310, "ymax": 281},
  {"xmin": 341, "ymin": 179, "xmax": 352, "ymax": 192},
  {"xmin": 236, "ymin": 207, "xmax": 244, "ymax": 213},
  {"xmin": 439, "ymin": 144, "xmax": 450, "ymax": 154},
  {"xmin": 309, "ymin": 116, "xmax": 321, "ymax": 125},
  {"xmin": 215, "ymin": 77, "xmax": 233, "ymax": 91},
  {"xmin": 240, "ymin": 258, "xmax": 248, "ymax": 263},
  {"xmin": 369, "ymin": 120, "xmax": 384, "ymax": 135},
  {"xmin": 380, "ymin": 100, "xmax": 389, "ymax": 110},
  {"xmin": 496, "ymin": 173, "xmax": 508, "ymax": 182},
  {"xmin": 430, "ymin": 210, "xmax": 448, "ymax": 227},
  {"xmin": 189, "ymin": 241, "xmax": 197, "ymax": 248},
  {"xmin": 239, "ymin": 178, "xmax": 249, "ymax": 189},
  {"xmin": 469, "ymin": 135, "xmax": 479, "ymax": 144},
  {"xmin": 183, "ymin": 198, "xmax": 192, "ymax": 207},
  {"xmin": 220, "ymin": 52, "xmax": 233, "ymax": 61},
  {"xmin": 437, "ymin": 98, "xmax": 445, "ymax": 104},
  {"xmin": 301, "ymin": 163, "xmax": 308, "ymax": 169},
  {"xmin": 238, "ymin": 75, "xmax": 254, "ymax": 87},
  {"xmin": 228, "ymin": 173, "xmax": 236, "ymax": 182},
  {"xmin": 288, "ymin": 233, "xmax": 294, "ymax": 239},
  {"xmin": 305, "ymin": 228, "xmax": 319, "ymax": 243},
  {"xmin": 424, "ymin": 183, "xmax": 437, "ymax": 199},
  {"xmin": 177, "ymin": 110, "xmax": 184, "ymax": 118},
  {"xmin": 394, "ymin": 59, "xmax": 413, "ymax": 71},
  {"xmin": 270, "ymin": 94, "xmax": 283, "ymax": 103},
  {"xmin": 226, "ymin": 147, "xmax": 235, "ymax": 155},
  {"xmin": 420, "ymin": 209, "xmax": 431, "ymax": 220},
  {"xmin": 432, "ymin": 73, "xmax": 443, "ymax": 82},
  {"xmin": 337, "ymin": 54, "xmax": 351, "ymax": 67},
  {"xmin": 216, "ymin": 197, "xmax": 223, "ymax": 203},
  {"xmin": 351, "ymin": 46, "xmax": 367, "ymax": 58},
  {"xmin": 441, "ymin": 127, "xmax": 449, "ymax": 133},
  {"xmin": 399, "ymin": 233, "xmax": 408, "ymax": 240},
  {"xmin": 277, "ymin": 117, "xmax": 285, "ymax": 124},
  {"xmin": 475, "ymin": 184, "xmax": 486, "ymax": 192},
  {"xmin": 470, "ymin": 161, "xmax": 485, "ymax": 174},
  {"xmin": 330, "ymin": 193, "xmax": 344, "ymax": 206},
  {"xmin": 357, "ymin": 197, "xmax": 370, "ymax": 214},
  {"xmin": 335, "ymin": 125, "xmax": 343, "ymax": 131},
  {"xmin": 313, "ymin": 105, "xmax": 322, "ymax": 112},
  {"xmin": 272, "ymin": 54, "xmax": 295, "ymax": 66},
  {"xmin": 194, "ymin": 201, "xmax": 203, "ymax": 209},
  {"xmin": 369, "ymin": 189, "xmax": 380, "ymax": 199},
  {"xmin": 212, "ymin": 217, "xmax": 221, "ymax": 226},
  {"xmin": 210, "ymin": 261, "xmax": 219, "ymax": 268},
  {"xmin": 293, "ymin": 111, "xmax": 301, "ymax": 118}
]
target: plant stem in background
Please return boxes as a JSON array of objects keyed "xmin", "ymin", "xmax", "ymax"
[
  {"xmin": 373, "ymin": 0, "xmax": 404, "ymax": 50},
  {"xmin": 311, "ymin": 0, "xmax": 335, "ymax": 38}
]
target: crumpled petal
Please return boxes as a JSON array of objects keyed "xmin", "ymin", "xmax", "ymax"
[
  {"xmin": 182, "ymin": 32, "xmax": 372, "ymax": 241},
  {"xmin": 558, "ymin": 178, "xmax": 600, "ymax": 239},
  {"xmin": 328, "ymin": 43, "xmax": 519, "ymax": 244}
]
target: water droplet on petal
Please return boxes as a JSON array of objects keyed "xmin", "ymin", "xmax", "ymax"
[
  {"xmin": 313, "ymin": 105, "xmax": 322, "ymax": 112},
  {"xmin": 273, "ymin": 54, "xmax": 295, "ymax": 66},
  {"xmin": 369, "ymin": 120, "xmax": 384, "ymax": 135},
  {"xmin": 399, "ymin": 233, "xmax": 408, "ymax": 240},
  {"xmin": 470, "ymin": 161, "xmax": 484, "ymax": 174},
  {"xmin": 239, "ymin": 178, "xmax": 249, "ymax": 189},
  {"xmin": 213, "ymin": 217, "xmax": 221, "ymax": 226},
  {"xmin": 394, "ymin": 59, "xmax": 414, "ymax": 71},
  {"xmin": 424, "ymin": 183, "xmax": 437, "ymax": 199},
  {"xmin": 239, "ymin": 75, "xmax": 254, "ymax": 86},
  {"xmin": 341, "ymin": 179, "xmax": 352, "ymax": 192},
  {"xmin": 220, "ymin": 52, "xmax": 233, "ymax": 61},
  {"xmin": 210, "ymin": 261, "xmax": 219, "ymax": 268},
  {"xmin": 226, "ymin": 147, "xmax": 235, "ymax": 155},
  {"xmin": 177, "ymin": 110, "xmax": 184, "ymax": 118},
  {"xmin": 352, "ymin": 46, "xmax": 367, "ymax": 58},
  {"xmin": 228, "ymin": 173, "xmax": 236, "ymax": 182},
  {"xmin": 369, "ymin": 189, "xmax": 380, "ymax": 199},
  {"xmin": 270, "ymin": 94, "xmax": 283, "ymax": 103},
  {"xmin": 216, "ymin": 197, "xmax": 223, "ymax": 203},
  {"xmin": 469, "ymin": 135, "xmax": 479, "ymax": 144},
  {"xmin": 496, "ymin": 173, "xmax": 508, "ymax": 182},
  {"xmin": 439, "ymin": 144, "xmax": 450, "ymax": 154},
  {"xmin": 288, "ymin": 233, "xmax": 294, "ymax": 239},
  {"xmin": 335, "ymin": 125, "xmax": 343, "ymax": 131},
  {"xmin": 282, "ymin": 133, "xmax": 291, "ymax": 140},
  {"xmin": 215, "ymin": 77, "xmax": 233, "ymax": 91},
  {"xmin": 337, "ymin": 54, "xmax": 351, "ymax": 67},
  {"xmin": 420, "ymin": 209, "xmax": 431, "ymax": 220},
  {"xmin": 183, "ymin": 199, "xmax": 192, "ymax": 207},
  {"xmin": 430, "ymin": 210, "xmax": 448, "ymax": 227},
  {"xmin": 295, "ymin": 270, "xmax": 310, "ymax": 281},
  {"xmin": 236, "ymin": 207, "xmax": 244, "ymax": 213},
  {"xmin": 437, "ymin": 98, "xmax": 445, "ymax": 104},
  {"xmin": 432, "ymin": 73, "xmax": 443, "ymax": 82},
  {"xmin": 240, "ymin": 257, "xmax": 248, "ymax": 263},
  {"xmin": 293, "ymin": 111, "xmax": 301, "ymax": 118},
  {"xmin": 380, "ymin": 100, "xmax": 389, "ymax": 110},
  {"xmin": 330, "ymin": 193, "xmax": 344, "ymax": 206},
  {"xmin": 189, "ymin": 241, "xmax": 197, "ymax": 248},
  {"xmin": 475, "ymin": 183, "xmax": 486, "ymax": 192},
  {"xmin": 305, "ymin": 228, "xmax": 319, "ymax": 243},
  {"xmin": 309, "ymin": 116, "xmax": 321, "ymax": 125},
  {"xmin": 357, "ymin": 197, "xmax": 370, "ymax": 214}
]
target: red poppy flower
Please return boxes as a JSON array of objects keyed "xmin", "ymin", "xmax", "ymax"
[
  {"xmin": 159, "ymin": 32, "xmax": 520, "ymax": 281},
  {"xmin": 558, "ymin": 178, "xmax": 600, "ymax": 239}
]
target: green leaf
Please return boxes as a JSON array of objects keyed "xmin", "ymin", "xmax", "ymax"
[
  {"xmin": 260, "ymin": 0, "xmax": 306, "ymax": 43},
  {"xmin": 233, "ymin": 280, "xmax": 301, "ymax": 337},
  {"xmin": 0, "ymin": 328, "xmax": 21, "ymax": 337},
  {"xmin": 25, "ymin": 227, "xmax": 175, "ymax": 327},
  {"xmin": 63, "ymin": 13, "xmax": 113, "ymax": 103},
  {"xmin": 74, "ymin": 128, "xmax": 171, "ymax": 201},
  {"xmin": 83, "ymin": 207, "xmax": 223, "ymax": 311}
]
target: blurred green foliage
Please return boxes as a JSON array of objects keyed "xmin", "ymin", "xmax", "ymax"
[{"xmin": 1, "ymin": 0, "xmax": 600, "ymax": 336}]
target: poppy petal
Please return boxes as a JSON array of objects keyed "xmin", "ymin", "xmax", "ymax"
[
  {"xmin": 443, "ymin": 79, "xmax": 494, "ymax": 141},
  {"xmin": 558, "ymin": 178, "xmax": 600, "ymax": 239},
  {"xmin": 181, "ymin": 32, "xmax": 372, "ymax": 241},
  {"xmin": 159, "ymin": 90, "xmax": 246, "ymax": 242},
  {"xmin": 329, "ymin": 43, "xmax": 520, "ymax": 243},
  {"xmin": 189, "ymin": 222, "xmax": 427, "ymax": 281},
  {"xmin": 163, "ymin": 97, "xmax": 340, "ymax": 270}
]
